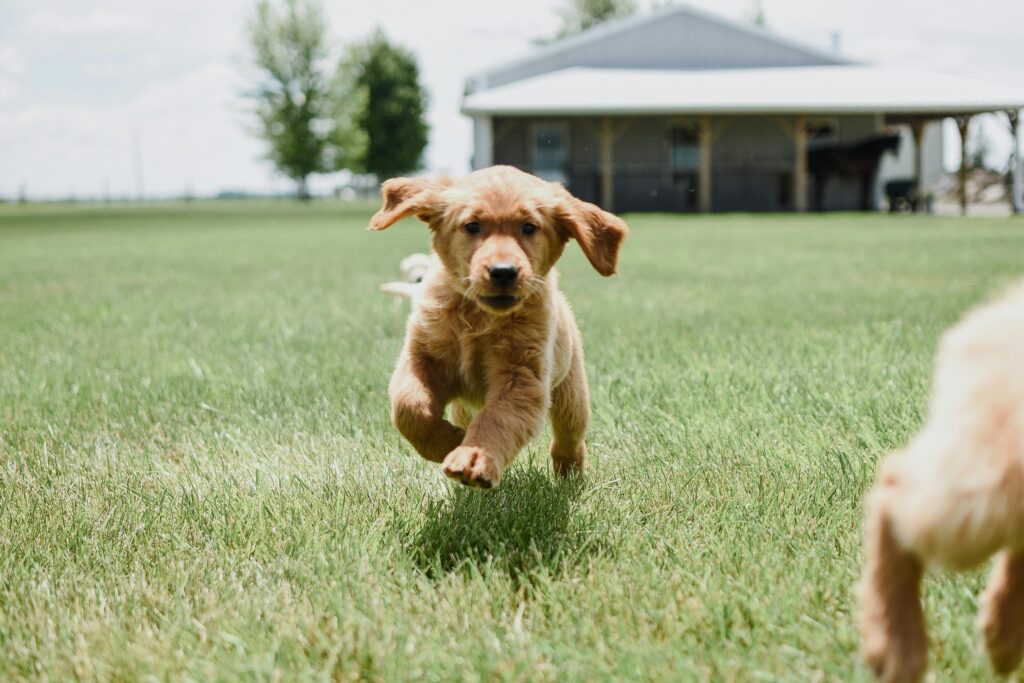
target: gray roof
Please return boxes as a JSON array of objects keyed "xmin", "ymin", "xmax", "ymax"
[{"xmin": 468, "ymin": 4, "xmax": 850, "ymax": 91}]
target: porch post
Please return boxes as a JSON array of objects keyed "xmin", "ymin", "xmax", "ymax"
[
  {"xmin": 472, "ymin": 116, "xmax": 493, "ymax": 170},
  {"xmin": 793, "ymin": 116, "xmax": 808, "ymax": 212},
  {"xmin": 698, "ymin": 116, "xmax": 713, "ymax": 213},
  {"xmin": 910, "ymin": 120, "xmax": 926, "ymax": 213},
  {"xmin": 599, "ymin": 117, "xmax": 614, "ymax": 211},
  {"xmin": 1010, "ymin": 109, "xmax": 1022, "ymax": 215},
  {"xmin": 956, "ymin": 115, "xmax": 972, "ymax": 216}
]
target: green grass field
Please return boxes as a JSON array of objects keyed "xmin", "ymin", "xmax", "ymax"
[{"xmin": 1, "ymin": 202, "xmax": 1022, "ymax": 681}]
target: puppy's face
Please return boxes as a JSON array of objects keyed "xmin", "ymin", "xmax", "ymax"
[{"xmin": 370, "ymin": 166, "xmax": 628, "ymax": 315}]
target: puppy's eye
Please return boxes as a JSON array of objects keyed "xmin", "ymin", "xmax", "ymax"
[
  {"xmin": 465, "ymin": 222, "xmax": 481, "ymax": 235},
  {"xmin": 522, "ymin": 223, "xmax": 538, "ymax": 235}
]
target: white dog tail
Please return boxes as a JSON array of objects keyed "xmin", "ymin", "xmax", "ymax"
[{"xmin": 380, "ymin": 281, "xmax": 419, "ymax": 300}]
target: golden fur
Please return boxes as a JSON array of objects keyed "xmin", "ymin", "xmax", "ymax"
[
  {"xmin": 858, "ymin": 277, "xmax": 1024, "ymax": 682},
  {"xmin": 369, "ymin": 165, "xmax": 628, "ymax": 488}
]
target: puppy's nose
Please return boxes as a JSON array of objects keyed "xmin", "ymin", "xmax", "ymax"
[{"xmin": 488, "ymin": 263, "xmax": 519, "ymax": 287}]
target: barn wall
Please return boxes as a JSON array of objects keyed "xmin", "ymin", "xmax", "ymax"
[
  {"xmin": 492, "ymin": 118, "xmax": 529, "ymax": 168},
  {"xmin": 710, "ymin": 117, "xmax": 792, "ymax": 212},
  {"xmin": 490, "ymin": 114, "xmax": 894, "ymax": 212}
]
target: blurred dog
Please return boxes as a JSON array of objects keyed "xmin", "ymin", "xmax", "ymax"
[
  {"xmin": 369, "ymin": 165, "xmax": 628, "ymax": 488},
  {"xmin": 380, "ymin": 253, "xmax": 432, "ymax": 310},
  {"xmin": 858, "ymin": 278, "xmax": 1024, "ymax": 682}
]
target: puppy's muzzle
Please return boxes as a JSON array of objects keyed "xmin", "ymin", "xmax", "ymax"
[{"xmin": 479, "ymin": 262, "xmax": 522, "ymax": 311}]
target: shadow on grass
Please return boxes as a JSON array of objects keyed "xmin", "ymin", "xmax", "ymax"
[{"xmin": 404, "ymin": 466, "xmax": 612, "ymax": 584}]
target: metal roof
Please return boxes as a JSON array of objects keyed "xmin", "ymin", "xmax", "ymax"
[
  {"xmin": 462, "ymin": 65, "xmax": 1024, "ymax": 117},
  {"xmin": 468, "ymin": 4, "xmax": 849, "ymax": 89}
]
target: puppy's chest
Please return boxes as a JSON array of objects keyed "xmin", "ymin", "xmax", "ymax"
[
  {"xmin": 455, "ymin": 336, "xmax": 489, "ymax": 402},
  {"xmin": 449, "ymin": 325, "xmax": 549, "ymax": 403}
]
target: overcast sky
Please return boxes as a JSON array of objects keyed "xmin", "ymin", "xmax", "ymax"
[{"xmin": 1, "ymin": 0, "xmax": 1022, "ymax": 199}]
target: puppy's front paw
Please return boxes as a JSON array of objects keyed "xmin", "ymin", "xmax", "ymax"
[
  {"xmin": 442, "ymin": 446, "xmax": 501, "ymax": 488},
  {"xmin": 859, "ymin": 609, "xmax": 927, "ymax": 683}
]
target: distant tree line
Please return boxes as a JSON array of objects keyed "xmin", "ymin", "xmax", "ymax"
[
  {"xmin": 246, "ymin": 0, "xmax": 428, "ymax": 198},
  {"xmin": 555, "ymin": 0, "xmax": 637, "ymax": 38},
  {"xmin": 247, "ymin": 0, "xmax": 642, "ymax": 198}
]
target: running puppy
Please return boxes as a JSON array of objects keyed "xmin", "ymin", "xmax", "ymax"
[
  {"xmin": 370, "ymin": 165, "xmax": 628, "ymax": 488},
  {"xmin": 858, "ymin": 278, "xmax": 1024, "ymax": 682}
]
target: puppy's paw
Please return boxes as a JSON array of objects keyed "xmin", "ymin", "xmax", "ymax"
[
  {"xmin": 442, "ymin": 446, "xmax": 500, "ymax": 488},
  {"xmin": 980, "ymin": 585, "xmax": 1024, "ymax": 675},
  {"xmin": 551, "ymin": 441, "xmax": 585, "ymax": 477},
  {"xmin": 860, "ymin": 623, "xmax": 927, "ymax": 683}
]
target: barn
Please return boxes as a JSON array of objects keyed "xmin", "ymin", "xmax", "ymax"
[{"xmin": 461, "ymin": 4, "xmax": 1024, "ymax": 214}]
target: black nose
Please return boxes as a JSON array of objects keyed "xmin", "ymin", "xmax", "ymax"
[{"xmin": 489, "ymin": 263, "xmax": 519, "ymax": 287}]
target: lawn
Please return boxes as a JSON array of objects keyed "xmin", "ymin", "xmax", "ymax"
[{"xmin": 1, "ymin": 201, "xmax": 1022, "ymax": 681}]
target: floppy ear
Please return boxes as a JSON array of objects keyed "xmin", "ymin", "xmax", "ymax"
[
  {"xmin": 369, "ymin": 177, "xmax": 447, "ymax": 230},
  {"xmin": 554, "ymin": 196, "xmax": 629, "ymax": 276}
]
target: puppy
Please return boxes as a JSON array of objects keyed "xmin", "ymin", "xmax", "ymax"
[
  {"xmin": 380, "ymin": 252, "xmax": 432, "ymax": 309},
  {"xmin": 369, "ymin": 165, "xmax": 628, "ymax": 488},
  {"xmin": 858, "ymin": 278, "xmax": 1024, "ymax": 682}
]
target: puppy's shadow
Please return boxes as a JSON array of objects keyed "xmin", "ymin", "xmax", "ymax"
[{"xmin": 406, "ymin": 466, "xmax": 610, "ymax": 584}]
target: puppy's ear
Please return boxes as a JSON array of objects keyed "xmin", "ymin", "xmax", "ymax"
[
  {"xmin": 554, "ymin": 195, "xmax": 629, "ymax": 276},
  {"xmin": 369, "ymin": 177, "xmax": 448, "ymax": 230}
]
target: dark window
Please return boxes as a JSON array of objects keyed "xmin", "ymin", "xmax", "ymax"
[
  {"xmin": 531, "ymin": 124, "xmax": 568, "ymax": 183},
  {"xmin": 671, "ymin": 127, "xmax": 700, "ymax": 172}
]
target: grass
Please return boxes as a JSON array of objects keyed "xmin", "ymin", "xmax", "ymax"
[{"xmin": 1, "ymin": 201, "xmax": 1022, "ymax": 681}]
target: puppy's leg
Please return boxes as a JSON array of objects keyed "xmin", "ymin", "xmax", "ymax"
[
  {"xmin": 443, "ymin": 365, "xmax": 547, "ymax": 489},
  {"xmin": 549, "ymin": 351, "xmax": 589, "ymax": 477},
  {"xmin": 979, "ymin": 550, "xmax": 1024, "ymax": 675},
  {"xmin": 389, "ymin": 355, "xmax": 464, "ymax": 463},
  {"xmin": 858, "ymin": 464, "xmax": 928, "ymax": 683}
]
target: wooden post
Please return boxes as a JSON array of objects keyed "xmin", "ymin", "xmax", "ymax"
[
  {"xmin": 956, "ymin": 115, "xmax": 972, "ymax": 216},
  {"xmin": 1010, "ymin": 109, "xmax": 1022, "ymax": 215},
  {"xmin": 472, "ymin": 116, "xmax": 493, "ymax": 170},
  {"xmin": 698, "ymin": 116, "xmax": 713, "ymax": 213},
  {"xmin": 599, "ymin": 117, "xmax": 614, "ymax": 211},
  {"xmin": 910, "ymin": 121, "xmax": 926, "ymax": 213},
  {"xmin": 793, "ymin": 116, "xmax": 808, "ymax": 212}
]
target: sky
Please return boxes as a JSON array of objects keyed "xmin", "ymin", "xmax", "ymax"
[{"xmin": 1, "ymin": 0, "xmax": 1022, "ymax": 200}]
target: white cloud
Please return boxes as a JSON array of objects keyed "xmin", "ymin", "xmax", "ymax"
[
  {"xmin": 0, "ymin": 45, "xmax": 25, "ymax": 75},
  {"xmin": 25, "ymin": 8, "xmax": 149, "ymax": 38},
  {"xmin": 0, "ymin": 46, "xmax": 24, "ymax": 101},
  {"xmin": 0, "ymin": 61, "xmax": 281, "ymax": 199}
]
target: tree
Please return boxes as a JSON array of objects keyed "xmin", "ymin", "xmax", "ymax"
[
  {"xmin": 341, "ymin": 32, "xmax": 429, "ymax": 181},
  {"xmin": 247, "ymin": 0, "xmax": 358, "ymax": 198},
  {"xmin": 967, "ymin": 124, "xmax": 993, "ymax": 171},
  {"xmin": 746, "ymin": 0, "xmax": 767, "ymax": 27},
  {"xmin": 556, "ymin": 0, "xmax": 637, "ymax": 38}
]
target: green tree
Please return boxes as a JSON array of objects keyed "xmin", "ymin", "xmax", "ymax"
[
  {"xmin": 247, "ymin": 0, "xmax": 358, "ymax": 198},
  {"xmin": 341, "ymin": 32, "xmax": 429, "ymax": 181},
  {"xmin": 556, "ymin": 0, "xmax": 637, "ymax": 38},
  {"xmin": 968, "ymin": 125, "xmax": 993, "ymax": 170},
  {"xmin": 746, "ymin": 0, "xmax": 767, "ymax": 27}
]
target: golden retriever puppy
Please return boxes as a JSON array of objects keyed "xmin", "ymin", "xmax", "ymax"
[
  {"xmin": 858, "ymin": 277, "xmax": 1024, "ymax": 682},
  {"xmin": 369, "ymin": 165, "xmax": 628, "ymax": 488}
]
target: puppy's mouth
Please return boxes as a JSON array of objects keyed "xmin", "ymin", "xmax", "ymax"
[
  {"xmin": 477, "ymin": 294, "xmax": 522, "ymax": 311},
  {"xmin": 478, "ymin": 294, "xmax": 521, "ymax": 309}
]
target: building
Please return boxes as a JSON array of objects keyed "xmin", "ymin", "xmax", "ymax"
[{"xmin": 462, "ymin": 4, "xmax": 1024, "ymax": 213}]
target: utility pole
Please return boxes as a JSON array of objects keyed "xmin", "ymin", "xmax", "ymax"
[{"xmin": 1010, "ymin": 109, "xmax": 1022, "ymax": 215}]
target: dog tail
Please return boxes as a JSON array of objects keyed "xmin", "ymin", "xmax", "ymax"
[{"xmin": 380, "ymin": 281, "xmax": 418, "ymax": 300}]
